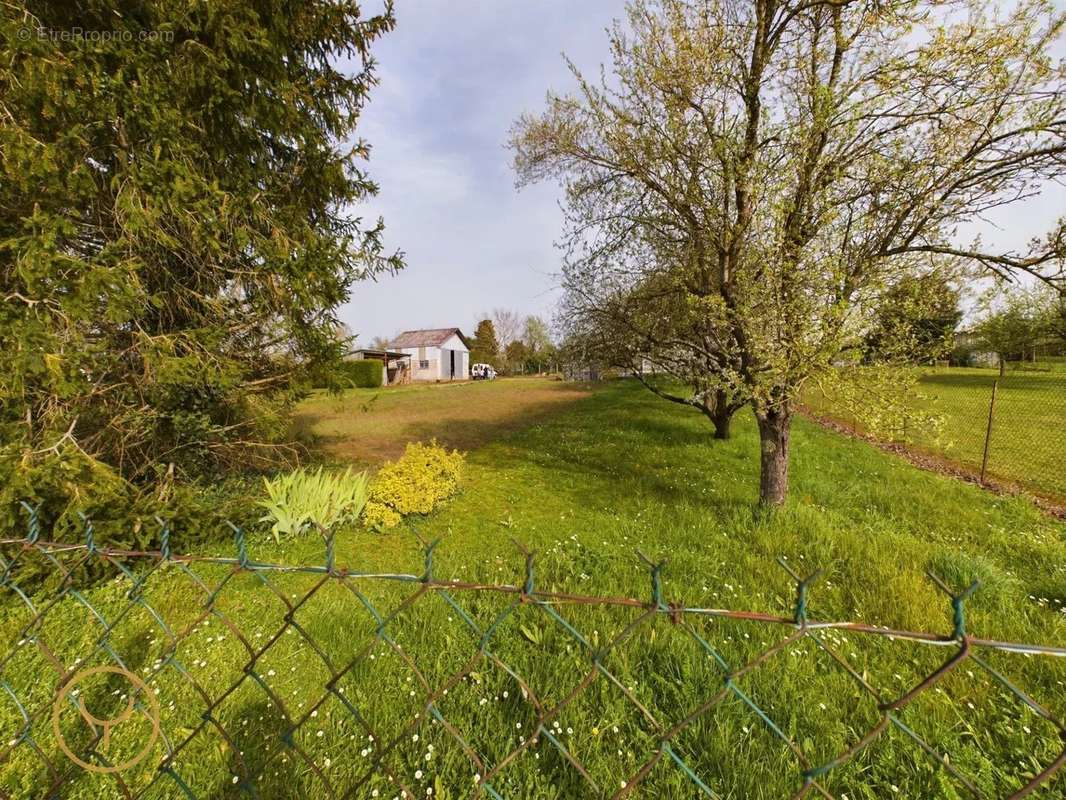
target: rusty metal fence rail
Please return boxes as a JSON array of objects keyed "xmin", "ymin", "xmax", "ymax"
[{"xmin": 0, "ymin": 511, "xmax": 1064, "ymax": 799}]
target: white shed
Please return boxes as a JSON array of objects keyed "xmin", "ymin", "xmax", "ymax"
[{"xmin": 389, "ymin": 328, "xmax": 471, "ymax": 382}]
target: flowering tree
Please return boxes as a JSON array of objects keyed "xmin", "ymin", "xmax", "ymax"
[
  {"xmin": 559, "ymin": 269, "xmax": 747, "ymax": 438},
  {"xmin": 513, "ymin": 0, "xmax": 1066, "ymax": 504}
]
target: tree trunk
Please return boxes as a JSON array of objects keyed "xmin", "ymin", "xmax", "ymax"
[
  {"xmin": 755, "ymin": 406, "xmax": 792, "ymax": 506},
  {"xmin": 711, "ymin": 407, "xmax": 732, "ymax": 440},
  {"xmin": 998, "ymin": 355, "xmax": 1006, "ymax": 377},
  {"xmin": 714, "ymin": 389, "xmax": 736, "ymax": 440},
  {"xmin": 700, "ymin": 389, "xmax": 735, "ymax": 439}
]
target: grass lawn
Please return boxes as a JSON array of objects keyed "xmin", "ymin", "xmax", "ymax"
[
  {"xmin": 2, "ymin": 380, "xmax": 1065, "ymax": 799},
  {"xmin": 806, "ymin": 367, "xmax": 1066, "ymax": 503},
  {"xmin": 292, "ymin": 378, "xmax": 591, "ymax": 468}
]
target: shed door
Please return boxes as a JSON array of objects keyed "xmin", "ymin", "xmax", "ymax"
[{"xmin": 450, "ymin": 350, "xmax": 455, "ymax": 379}]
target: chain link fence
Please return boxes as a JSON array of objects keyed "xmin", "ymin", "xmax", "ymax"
[
  {"xmin": 1, "ymin": 513, "xmax": 1064, "ymax": 799},
  {"xmin": 804, "ymin": 367, "xmax": 1066, "ymax": 505}
]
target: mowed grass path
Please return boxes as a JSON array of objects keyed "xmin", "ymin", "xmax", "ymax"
[
  {"xmin": 913, "ymin": 369, "xmax": 1066, "ymax": 500},
  {"xmin": 3, "ymin": 380, "xmax": 1065, "ymax": 799},
  {"xmin": 807, "ymin": 367, "xmax": 1066, "ymax": 502}
]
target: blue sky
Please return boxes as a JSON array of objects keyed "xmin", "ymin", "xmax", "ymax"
[
  {"xmin": 338, "ymin": 2, "xmax": 1064, "ymax": 343},
  {"xmin": 337, "ymin": 0, "xmax": 620, "ymax": 345}
]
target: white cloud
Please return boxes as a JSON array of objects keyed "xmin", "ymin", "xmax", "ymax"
[{"xmin": 336, "ymin": 1, "xmax": 620, "ymax": 341}]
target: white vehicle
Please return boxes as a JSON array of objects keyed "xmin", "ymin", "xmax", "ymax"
[{"xmin": 471, "ymin": 363, "xmax": 496, "ymax": 380}]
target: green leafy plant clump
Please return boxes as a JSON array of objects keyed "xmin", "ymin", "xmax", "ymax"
[
  {"xmin": 363, "ymin": 441, "xmax": 465, "ymax": 530},
  {"xmin": 258, "ymin": 466, "xmax": 370, "ymax": 541}
]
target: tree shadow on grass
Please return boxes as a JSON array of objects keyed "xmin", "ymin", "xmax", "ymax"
[
  {"xmin": 218, "ymin": 697, "xmax": 313, "ymax": 800},
  {"xmin": 457, "ymin": 385, "xmax": 763, "ymax": 513}
]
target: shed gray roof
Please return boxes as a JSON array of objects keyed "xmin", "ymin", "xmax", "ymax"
[
  {"xmin": 389, "ymin": 328, "xmax": 470, "ymax": 348},
  {"xmin": 349, "ymin": 348, "xmax": 410, "ymax": 359}
]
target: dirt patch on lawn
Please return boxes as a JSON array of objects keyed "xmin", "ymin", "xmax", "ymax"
[{"xmin": 294, "ymin": 379, "xmax": 592, "ymax": 467}]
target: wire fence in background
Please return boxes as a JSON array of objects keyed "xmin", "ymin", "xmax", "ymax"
[
  {"xmin": 0, "ymin": 515, "xmax": 1064, "ymax": 799},
  {"xmin": 804, "ymin": 367, "xmax": 1066, "ymax": 505}
]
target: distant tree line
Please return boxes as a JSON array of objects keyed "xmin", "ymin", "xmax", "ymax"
[
  {"xmin": 468, "ymin": 312, "xmax": 559, "ymax": 375},
  {"xmin": 966, "ymin": 285, "xmax": 1066, "ymax": 374}
]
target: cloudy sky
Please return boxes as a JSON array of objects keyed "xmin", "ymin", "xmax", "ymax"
[
  {"xmin": 338, "ymin": 2, "xmax": 1064, "ymax": 344},
  {"xmin": 336, "ymin": 1, "xmax": 620, "ymax": 345}
]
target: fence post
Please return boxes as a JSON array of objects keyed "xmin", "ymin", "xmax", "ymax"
[{"xmin": 980, "ymin": 379, "xmax": 999, "ymax": 484}]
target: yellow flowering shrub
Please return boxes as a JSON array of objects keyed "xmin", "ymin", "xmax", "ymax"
[{"xmin": 362, "ymin": 441, "xmax": 465, "ymax": 530}]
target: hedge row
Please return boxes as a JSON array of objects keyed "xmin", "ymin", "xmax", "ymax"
[
  {"xmin": 340, "ymin": 359, "xmax": 383, "ymax": 388},
  {"xmin": 313, "ymin": 359, "xmax": 383, "ymax": 389}
]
